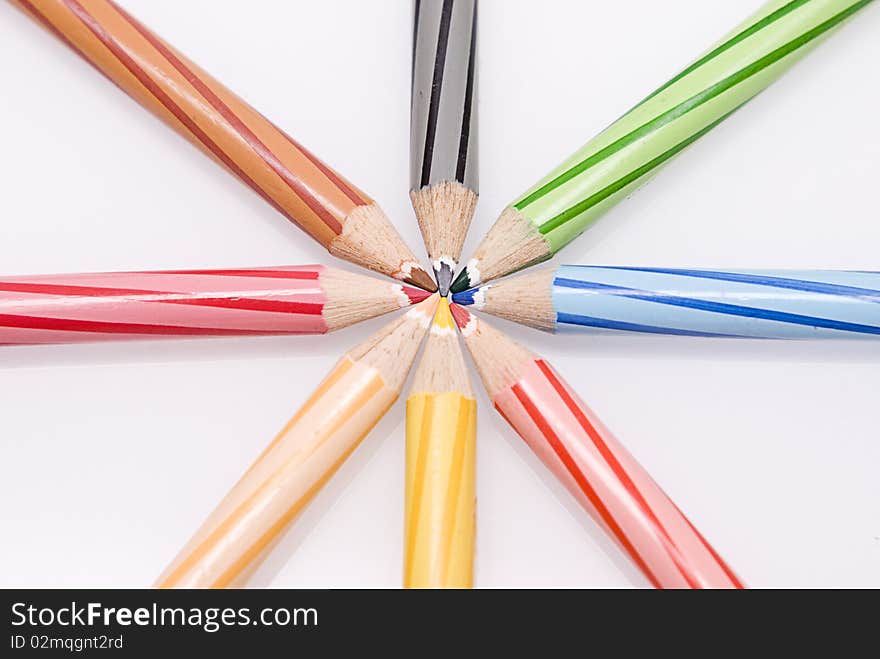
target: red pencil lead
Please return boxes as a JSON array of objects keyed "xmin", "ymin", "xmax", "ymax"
[
  {"xmin": 402, "ymin": 285, "xmax": 432, "ymax": 305},
  {"xmin": 449, "ymin": 303, "xmax": 472, "ymax": 329}
]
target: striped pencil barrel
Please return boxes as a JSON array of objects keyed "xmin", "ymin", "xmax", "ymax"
[
  {"xmin": 14, "ymin": 0, "xmax": 436, "ymax": 291},
  {"xmin": 157, "ymin": 295, "xmax": 438, "ymax": 588},
  {"xmin": 450, "ymin": 0, "xmax": 873, "ymax": 293},
  {"xmin": 410, "ymin": 0, "xmax": 478, "ymax": 294},
  {"xmin": 0, "ymin": 265, "xmax": 429, "ymax": 344},
  {"xmin": 404, "ymin": 299, "xmax": 476, "ymax": 588},
  {"xmin": 453, "ymin": 266, "xmax": 880, "ymax": 338},
  {"xmin": 451, "ymin": 305, "xmax": 743, "ymax": 588}
]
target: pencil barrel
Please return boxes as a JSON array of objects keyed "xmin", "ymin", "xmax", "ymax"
[
  {"xmin": 0, "ymin": 266, "xmax": 332, "ymax": 343},
  {"xmin": 157, "ymin": 357, "xmax": 397, "ymax": 588},
  {"xmin": 410, "ymin": 0, "xmax": 478, "ymax": 192},
  {"xmin": 15, "ymin": 0, "xmax": 370, "ymax": 247},
  {"xmin": 404, "ymin": 392, "xmax": 477, "ymax": 588},
  {"xmin": 551, "ymin": 266, "xmax": 880, "ymax": 338},
  {"xmin": 494, "ymin": 359, "xmax": 742, "ymax": 588},
  {"xmin": 512, "ymin": 0, "xmax": 870, "ymax": 252}
]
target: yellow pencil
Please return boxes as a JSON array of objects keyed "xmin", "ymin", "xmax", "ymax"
[
  {"xmin": 157, "ymin": 294, "xmax": 439, "ymax": 588},
  {"xmin": 404, "ymin": 298, "xmax": 476, "ymax": 588}
]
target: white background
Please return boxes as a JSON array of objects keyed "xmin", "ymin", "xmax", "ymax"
[{"xmin": 1, "ymin": 0, "xmax": 878, "ymax": 588}]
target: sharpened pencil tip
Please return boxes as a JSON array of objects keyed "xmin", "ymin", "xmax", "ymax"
[
  {"xmin": 434, "ymin": 262, "xmax": 454, "ymax": 297},
  {"xmin": 402, "ymin": 285, "xmax": 431, "ymax": 305},
  {"xmin": 404, "ymin": 267, "xmax": 438, "ymax": 293},
  {"xmin": 450, "ymin": 267, "xmax": 472, "ymax": 294},
  {"xmin": 449, "ymin": 303, "xmax": 472, "ymax": 330},
  {"xmin": 432, "ymin": 297, "xmax": 455, "ymax": 331},
  {"xmin": 408, "ymin": 293, "xmax": 440, "ymax": 322},
  {"xmin": 451, "ymin": 288, "xmax": 476, "ymax": 306}
]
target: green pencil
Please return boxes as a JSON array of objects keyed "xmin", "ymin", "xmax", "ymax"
[{"xmin": 451, "ymin": 0, "xmax": 874, "ymax": 293}]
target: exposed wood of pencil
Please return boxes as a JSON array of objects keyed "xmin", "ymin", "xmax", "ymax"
[
  {"xmin": 451, "ymin": 305, "xmax": 743, "ymax": 588},
  {"xmin": 14, "ymin": 0, "xmax": 436, "ymax": 291},
  {"xmin": 320, "ymin": 267, "xmax": 430, "ymax": 331},
  {"xmin": 405, "ymin": 298, "xmax": 476, "ymax": 588},
  {"xmin": 409, "ymin": 298, "xmax": 473, "ymax": 398},
  {"xmin": 410, "ymin": 0, "xmax": 479, "ymax": 293},
  {"xmin": 156, "ymin": 295, "xmax": 439, "ymax": 588},
  {"xmin": 324, "ymin": 204, "xmax": 435, "ymax": 292},
  {"xmin": 458, "ymin": 267, "xmax": 556, "ymax": 332},
  {"xmin": 451, "ymin": 306, "xmax": 537, "ymax": 396},
  {"xmin": 452, "ymin": 206, "xmax": 551, "ymax": 293},
  {"xmin": 410, "ymin": 181, "xmax": 477, "ymax": 294}
]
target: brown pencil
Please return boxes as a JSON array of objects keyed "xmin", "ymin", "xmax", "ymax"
[{"xmin": 14, "ymin": 0, "xmax": 437, "ymax": 291}]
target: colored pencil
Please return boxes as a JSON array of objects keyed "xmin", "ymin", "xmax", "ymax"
[
  {"xmin": 0, "ymin": 265, "xmax": 431, "ymax": 345},
  {"xmin": 410, "ymin": 0, "xmax": 478, "ymax": 295},
  {"xmin": 450, "ymin": 0, "xmax": 873, "ymax": 293},
  {"xmin": 453, "ymin": 266, "xmax": 880, "ymax": 338},
  {"xmin": 404, "ymin": 298, "xmax": 476, "ymax": 588},
  {"xmin": 157, "ymin": 295, "xmax": 439, "ymax": 588},
  {"xmin": 14, "ymin": 0, "xmax": 437, "ymax": 292},
  {"xmin": 450, "ymin": 304, "xmax": 743, "ymax": 588}
]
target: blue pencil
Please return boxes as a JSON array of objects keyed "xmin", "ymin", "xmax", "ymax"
[{"xmin": 451, "ymin": 266, "xmax": 880, "ymax": 339}]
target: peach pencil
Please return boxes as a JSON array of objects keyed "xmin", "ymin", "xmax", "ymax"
[{"xmin": 157, "ymin": 295, "xmax": 439, "ymax": 588}]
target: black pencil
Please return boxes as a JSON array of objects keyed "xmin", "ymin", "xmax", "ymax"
[{"xmin": 410, "ymin": 0, "xmax": 478, "ymax": 295}]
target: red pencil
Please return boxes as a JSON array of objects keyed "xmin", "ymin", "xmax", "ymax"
[{"xmin": 0, "ymin": 265, "xmax": 429, "ymax": 344}]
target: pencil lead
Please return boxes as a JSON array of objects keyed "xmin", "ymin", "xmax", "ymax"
[
  {"xmin": 433, "ymin": 258, "xmax": 455, "ymax": 297},
  {"xmin": 450, "ymin": 261, "xmax": 477, "ymax": 294},
  {"xmin": 449, "ymin": 303, "xmax": 474, "ymax": 333},
  {"xmin": 431, "ymin": 296, "xmax": 456, "ymax": 334},
  {"xmin": 403, "ymin": 265, "xmax": 439, "ymax": 293},
  {"xmin": 402, "ymin": 285, "xmax": 432, "ymax": 305},
  {"xmin": 450, "ymin": 285, "xmax": 483, "ymax": 307}
]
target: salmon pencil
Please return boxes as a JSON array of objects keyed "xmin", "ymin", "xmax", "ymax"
[
  {"xmin": 404, "ymin": 298, "xmax": 476, "ymax": 588},
  {"xmin": 14, "ymin": 0, "xmax": 437, "ymax": 291},
  {"xmin": 450, "ymin": 304, "xmax": 743, "ymax": 589},
  {"xmin": 157, "ymin": 295, "xmax": 439, "ymax": 588}
]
